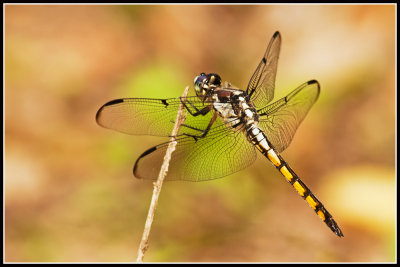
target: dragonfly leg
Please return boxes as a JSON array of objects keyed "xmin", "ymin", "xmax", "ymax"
[
  {"xmin": 179, "ymin": 123, "xmax": 207, "ymax": 133},
  {"xmin": 181, "ymin": 98, "xmax": 212, "ymax": 116},
  {"xmin": 180, "ymin": 112, "xmax": 218, "ymax": 141},
  {"xmin": 168, "ymin": 100, "xmax": 215, "ymax": 138}
]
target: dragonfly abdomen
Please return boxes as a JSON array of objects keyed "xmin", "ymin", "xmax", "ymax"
[{"xmin": 246, "ymin": 125, "xmax": 344, "ymax": 237}]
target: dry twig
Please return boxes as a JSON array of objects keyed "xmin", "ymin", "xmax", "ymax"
[{"xmin": 136, "ymin": 86, "xmax": 189, "ymax": 262}]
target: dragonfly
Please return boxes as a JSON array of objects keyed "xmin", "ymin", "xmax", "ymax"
[{"xmin": 96, "ymin": 31, "xmax": 343, "ymax": 237}]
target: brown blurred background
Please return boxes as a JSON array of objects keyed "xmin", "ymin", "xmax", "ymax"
[{"xmin": 5, "ymin": 4, "xmax": 395, "ymax": 262}]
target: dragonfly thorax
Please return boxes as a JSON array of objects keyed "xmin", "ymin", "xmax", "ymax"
[{"xmin": 212, "ymin": 88, "xmax": 259, "ymax": 130}]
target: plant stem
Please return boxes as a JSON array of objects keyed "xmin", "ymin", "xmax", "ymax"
[{"xmin": 136, "ymin": 86, "xmax": 189, "ymax": 262}]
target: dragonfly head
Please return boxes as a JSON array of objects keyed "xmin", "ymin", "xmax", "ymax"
[{"xmin": 194, "ymin": 73, "xmax": 222, "ymax": 100}]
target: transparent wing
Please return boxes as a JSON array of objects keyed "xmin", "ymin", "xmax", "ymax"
[
  {"xmin": 133, "ymin": 119, "xmax": 257, "ymax": 181},
  {"xmin": 257, "ymin": 80, "xmax": 320, "ymax": 153},
  {"xmin": 246, "ymin": 31, "xmax": 281, "ymax": 108},
  {"xmin": 96, "ymin": 97, "xmax": 216, "ymax": 137}
]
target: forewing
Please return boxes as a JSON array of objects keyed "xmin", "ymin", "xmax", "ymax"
[
  {"xmin": 257, "ymin": 80, "xmax": 320, "ymax": 153},
  {"xmin": 246, "ymin": 31, "xmax": 281, "ymax": 108},
  {"xmin": 133, "ymin": 120, "xmax": 257, "ymax": 181},
  {"xmin": 96, "ymin": 97, "xmax": 215, "ymax": 137}
]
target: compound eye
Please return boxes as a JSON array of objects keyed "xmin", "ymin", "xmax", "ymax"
[
  {"xmin": 209, "ymin": 74, "xmax": 222, "ymax": 87},
  {"xmin": 194, "ymin": 73, "xmax": 208, "ymax": 92}
]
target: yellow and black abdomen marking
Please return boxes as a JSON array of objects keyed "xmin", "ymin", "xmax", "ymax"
[{"xmin": 247, "ymin": 126, "xmax": 344, "ymax": 237}]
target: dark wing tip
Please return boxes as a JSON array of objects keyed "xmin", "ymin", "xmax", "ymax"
[
  {"xmin": 132, "ymin": 163, "xmax": 141, "ymax": 179},
  {"xmin": 133, "ymin": 160, "xmax": 142, "ymax": 179},
  {"xmin": 307, "ymin": 79, "xmax": 321, "ymax": 99},
  {"xmin": 133, "ymin": 146, "xmax": 157, "ymax": 179},
  {"xmin": 307, "ymin": 80, "xmax": 321, "ymax": 100},
  {"xmin": 273, "ymin": 31, "xmax": 280, "ymax": 38},
  {"xmin": 104, "ymin": 98, "xmax": 125, "ymax": 106},
  {"xmin": 307, "ymin": 79, "xmax": 320, "ymax": 86},
  {"xmin": 95, "ymin": 99, "xmax": 125, "ymax": 123}
]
